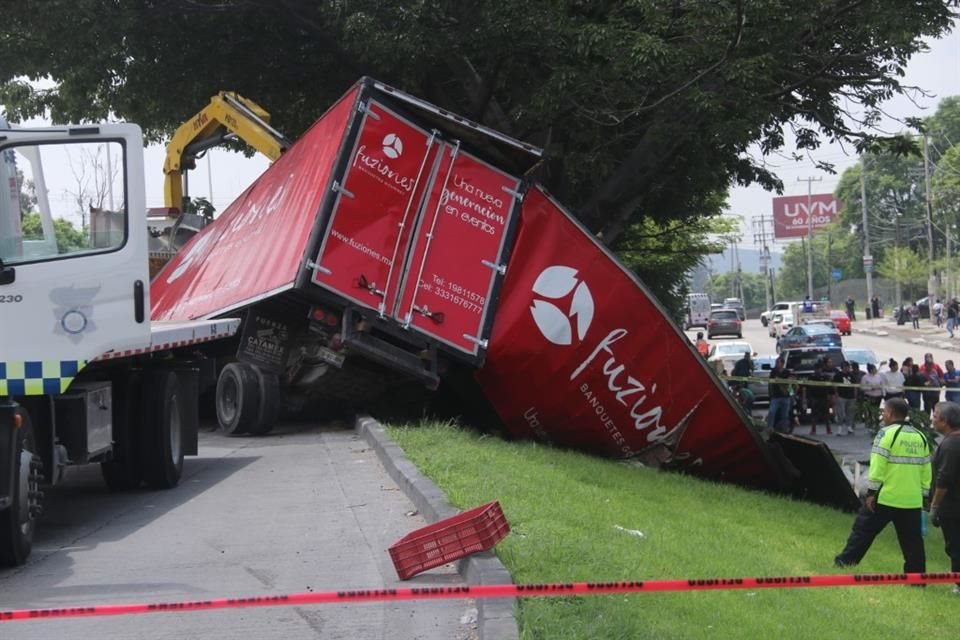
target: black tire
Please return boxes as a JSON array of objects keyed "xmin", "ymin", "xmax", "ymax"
[
  {"xmin": 246, "ymin": 369, "xmax": 280, "ymax": 436},
  {"xmin": 141, "ymin": 370, "xmax": 185, "ymax": 489},
  {"xmin": 101, "ymin": 372, "xmax": 144, "ymax": 490},
  {"xmin": 761, "ymin": 317, "xmax": 768, "ymax": 327},
  {"xmin": 0, "ymin": 408, "xmax": 42, "ymax": 567},
  {"xmin": 737, "ymin": 333, "xmax": 742, "ymax": 339},
  {"xmin": 216, "ymin": 363, "xmax": 261, "ymax": 435}
]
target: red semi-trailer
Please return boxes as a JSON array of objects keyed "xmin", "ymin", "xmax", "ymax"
[{"xmin": 151, "ymin": 78, "xmax": 857, "ymax": 508}]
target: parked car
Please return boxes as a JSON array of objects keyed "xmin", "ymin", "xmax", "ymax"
[
  {"xmin": 777, "ymin": 323, "xmax": 842, "ymax": 352},
  {"xmin": 707, "ymin": 308, "xmax": 742, "ymax": 338},
  {"xmin": 723, "ymin": 297, "xmax": 746, "ymax": 321},
  {"xmin": 710, "ymin": 303, "xmax": 724, "ymax": 312},
  {"xmin": 842, "ymin": 347, "xmax": 879, "ymax": 370},
  {"xmin": 769, "ymin": 311, "xmax": 795, "ymax": 338},
  {"xmin": 829, "ymin": 309, "xmax": 852, "ymax": 335},
  {"xmin": 760, "ymin": 301, "xmax": 795, "ymax": 327},
  {"xmin": 707, "ymin": 341, "xmax": 755, "ymax": 375},
  {"xmin": 748, "ymin": 355, "xmax": 778, "ymax": 405}
]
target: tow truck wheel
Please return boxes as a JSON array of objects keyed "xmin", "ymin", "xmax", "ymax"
[
  {"xmin": 141, "ymin": 370, "xmax": 185, "ymax": 489},
  {"xmin": 246, "ymin": 369, "xmax": 280, "ymax": 436},
  {"xmin": 216, "ymin": 363, "xmax": 261, "ymax": 436},
  {"xmin": 0, "ymin": 408, "xmax": 43, "ymax": 567}
]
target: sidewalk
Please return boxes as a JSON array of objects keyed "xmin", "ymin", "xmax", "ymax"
[{"xmin": 856, "ymin": 315, "xmax": 956, "ymax": 350}]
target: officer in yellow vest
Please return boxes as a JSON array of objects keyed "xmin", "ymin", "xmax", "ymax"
[{"xmin": 834, "ymin": 397, "xmax": 932, "ymax": 573}]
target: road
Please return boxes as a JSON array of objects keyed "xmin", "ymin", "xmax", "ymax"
[
  {"xmin": 0, "ymin": 422, "xmax": 475, "ymax": 640},
  {"xmin": 694, "ymin": 317, "xmax": 960, "ymax": 371}
]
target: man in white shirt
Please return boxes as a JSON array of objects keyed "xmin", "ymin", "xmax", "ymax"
[
  {"xmin": 882, "ymin": 359, "xmax": 905, "ymax": 400},
  {"xmin": 860, "ymin": 363, "xmax": 885, "ymax": 431}
]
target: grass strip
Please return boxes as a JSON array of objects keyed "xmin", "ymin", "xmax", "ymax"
[{"xmin": 386, "ymin": 419, "xmax": 957, "ymax": 640}]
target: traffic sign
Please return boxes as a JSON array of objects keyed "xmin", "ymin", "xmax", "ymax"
[{"xmin": 831, "ymin": 267, "xmax": 842, "ymax": 281}]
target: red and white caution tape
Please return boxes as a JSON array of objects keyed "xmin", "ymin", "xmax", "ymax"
[{"xmin": 2, "ymin": 572, "xmax": 959, "ymax": 622}]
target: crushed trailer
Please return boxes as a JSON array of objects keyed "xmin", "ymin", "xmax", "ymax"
[{"xmin": 149, "ymin": 77, "xmax": 858, "ymax": 510}]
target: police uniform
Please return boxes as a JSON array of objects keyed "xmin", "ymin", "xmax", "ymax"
[{"xmin": 834, "ymin": 422, "xmax": 932, "ymax": 572}]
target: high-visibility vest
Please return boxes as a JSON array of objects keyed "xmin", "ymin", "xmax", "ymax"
[{"xmin": 868, "ymin": 423, "xmax": 932, "ymax": 508}]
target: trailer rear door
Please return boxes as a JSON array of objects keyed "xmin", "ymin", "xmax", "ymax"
[
  {"xmin": 309, "ymin": 101, "xmax": 441, "ymax": 314},
  {"xmin": 309, "ymin": 100, "xmax": 523, "ymax": 360},
  {"xmin": 390, "ymin": 145, "xmax": 522, "ymax": 357}
]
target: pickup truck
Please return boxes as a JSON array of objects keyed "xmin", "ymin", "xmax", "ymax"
[{"xmin": 761, "ymin": 301, "xmax": 794, "ymax": 327}]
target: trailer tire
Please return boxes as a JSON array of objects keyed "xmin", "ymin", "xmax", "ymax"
[
  {"xmin": 141, "ymin": 370, "xmax": 185, "ymax": 489},
  {"xmin": 246, "ymin": 369, "xmax": 280, "ymax": 436},
  {"xmin": 216, "ymin": 363, "xmax": 260, "ymax": 436},
  {"xmin": 0, "ymin": 408, "xmax": 42, "ymax": 567},
  {"xmin": 101, "ymin": 372, "xmax": 144, "ymax": 491}
]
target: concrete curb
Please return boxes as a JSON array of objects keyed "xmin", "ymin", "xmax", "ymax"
[{"xmin": 356, "ymin": 415, "xmax": 519, "ymax": 640}]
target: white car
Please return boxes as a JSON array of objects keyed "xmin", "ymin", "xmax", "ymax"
[
  {"xmin": 707, "ymin": 341, "xmax": 755, "ymax": 375},
  {"xmin": 768, "ymin": 312, "xmax": 795, "ymax": 338},
  {"xmin": 761, "ymin": 301, "xmax": 794, "ymax": 327}
]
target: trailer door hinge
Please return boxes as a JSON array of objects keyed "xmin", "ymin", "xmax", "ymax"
[
  {"xmin": 306, "ymin": 259, "xmax": 331, "ymax": 275},
  {"xmin": 463, "ymin": 334, "xmax": 488, "ymax": 350},
  {"xmin": 332, "ymin": 181, "xmax": 355, "ymax": 199},
  {"xmin": 359, "ymin": 102, "xmax": 381, "ymax": 120},
  {"xmin": 481, "ymin": 259, "xmax": 506, "ymax": 275}
]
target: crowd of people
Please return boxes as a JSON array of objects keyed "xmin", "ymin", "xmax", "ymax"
[{"xmin": 760, "ymin": 351, "xmax": 960, "ymax": 436}]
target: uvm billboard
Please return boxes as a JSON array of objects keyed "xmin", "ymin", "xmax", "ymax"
[{"xmin": 772, "ymin": 194, "xmax": 842, "ymax": 239}]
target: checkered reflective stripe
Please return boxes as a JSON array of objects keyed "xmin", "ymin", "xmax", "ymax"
[{"xmin": 0, "ymin": 360, "xmax": 85, "ymax": 395}]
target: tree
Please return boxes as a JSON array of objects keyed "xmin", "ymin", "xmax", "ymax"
[
  {"xmin": 875, "ymin": 246, "xmax": 928, "ymax": 301},
  {"xmin": 2, "ymin": 1, "xmax": 955, "ymax": 310},
  {"xmin": 705, "ymin": 271, "xmax": 767, "ymax": 311},
  {"xmin": 20, "ymin": 212, "xmax": 89, "ymax": 254},
  {"xmin": 618, "ymin": 210, "xmax": 739, "ymax": 318}
]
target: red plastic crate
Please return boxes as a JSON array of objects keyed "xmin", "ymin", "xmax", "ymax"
[{"xmin": 389, "ymin": 501, "xmax": 510, "ymax": 580}]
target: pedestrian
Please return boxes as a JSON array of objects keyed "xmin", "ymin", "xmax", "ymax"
[
  {"xmin": 834, "ymin": 398, "xmax": 931, "ymax": 574},
  {"xmin": 882, "ymin": 358, "xmax": 905, "ymax": 400},
  {"xmin": 920, "ymin": 353, "xmax": 945, "ymax": 415},
  {"xmin": 930, "ymin": 401, "xmax": 960, "ymax": 594},
  {"xmin": 910, "ymin": 303, "xmax": 920, "ymax": 330},
  {"xmin": 695, "ymin": 331, "xmax": 710, "ymax": 357},
  {"xmin": 766, "ymin": 356, "xmax": 792, "ymax": 434},
  {"xmin": 805, "ymin": 362, "xmax": 834, "ymax": 435},
  {"xmin": 860, "ymin": 363, "xmax": 885, "ymax": 432},
  {"xmin": 833, "ymin": 361, "xmax": 857, "ymax": 436},
  {"xmin": 904, "ymin": 364, "xmax": 926, "ymax": 411},
  {"xmin": 845, "ymin": 296, "xmax": 856, "ymax": 321},
  {"xmin": 871, "ymin": 296, "xmax": 881, "ymax": 320},
  {"xmin": 730, "ymin": 350, "xmax": 753, "ymax": 397},
  {"xmin": 945, "ymin": 360, "xmax": 960, "ymax": 404},
  {"xmin": 948, "ymin": 298, "xmax": 959, "ymax": 339},
  {"xmin": 934, "ymin": 298, "xmax": 944, "ymax": 328}
]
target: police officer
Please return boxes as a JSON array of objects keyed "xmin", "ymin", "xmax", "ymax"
[
  {"xmin": 834, "ymin": 398, "xmax": 931, "ymax": 573},
  {"xmin": 930, "ymin": 401, "xmax": 960, "ymax": 594}
]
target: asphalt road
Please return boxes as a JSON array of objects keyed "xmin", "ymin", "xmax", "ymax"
[{"xmin": 0, "ymin": 421, "xmax": 476, "ymax": 640}]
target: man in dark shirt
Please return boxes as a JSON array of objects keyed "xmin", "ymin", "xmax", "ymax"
[
  {"xmin": 833, "ymin": 361, "xmax": 857, "ymax": 435},
  {"xmin": 805, "ymin": 362, "xmax": 835, "ymax": 435},
  {"xmin": 931, "ymin": 401, "xmax": 960, "ymax": 593},
  {"xmin": 766, "ymin": 356, "xmax": 792, "ymax": 434}
]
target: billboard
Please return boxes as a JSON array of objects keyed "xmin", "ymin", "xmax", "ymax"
[{"xmin": 772, "ymin": 194, "xmax": 842, "ymax": 239}]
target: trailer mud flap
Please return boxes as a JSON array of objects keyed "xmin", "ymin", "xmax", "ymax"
[{"xmin": 768, "ymin": 432, "xmax": 862, "ymax": 512}]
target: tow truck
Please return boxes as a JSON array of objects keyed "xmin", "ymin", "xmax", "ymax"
[{"xmin": 0, "ymin": 117, "xmax": 238, "ymax": 566}]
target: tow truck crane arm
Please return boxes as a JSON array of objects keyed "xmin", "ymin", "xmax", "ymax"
[{"xmin": 162, "ymin": 91, "xmax": 291, "ymax": 212}]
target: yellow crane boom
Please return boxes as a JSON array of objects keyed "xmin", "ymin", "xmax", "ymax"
[{"xmin": 162, "ymin": 91, "xmax": 291, "ymax": 212}]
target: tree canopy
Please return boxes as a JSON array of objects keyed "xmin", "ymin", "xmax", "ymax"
[{"xmin": 2, "ymin": 1, "xmax": 956, "ymax": 303}]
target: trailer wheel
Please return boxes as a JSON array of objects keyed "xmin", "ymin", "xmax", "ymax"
[
  {"xmin": 101, "ymin": 372, "xmax": 143, "ymax": 490},
  {"xmin": 246, "ymin": 369, "xmax": 280, "ymax": 436},
  {"xmin": 0, "ymin": 408, "xmax": 43, "ymax": 567},
  {"xmin": 141, "ymin": 370, "xmax": 185, "ymax": 489},
  {"xmin": 216, "ymin": 363, "xmax": 260, "ymax": 435}
]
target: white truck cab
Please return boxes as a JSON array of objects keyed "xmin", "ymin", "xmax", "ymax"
[{"xmin": 0, "ymin": 120, "xmax": 236, "ymax": 566}]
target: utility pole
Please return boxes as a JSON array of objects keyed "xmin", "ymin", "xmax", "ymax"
[
  {"xmin": 800, "ymin": 176, "xmax": 823, "ymax": 299},
  {"xmin": 753, "ymin": 215, "xmax": 776, "ymax": 313},
  {"xmin": 860, "ymin": 160, "xmax": 874, "ymax": 315},
  {"xmin": 923, "ymin": 134, "xmax": 937, "ymax": 317}
]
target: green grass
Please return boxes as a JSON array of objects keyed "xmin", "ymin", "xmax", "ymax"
[{"xmin": 385, "ymin": 420, "xmax": 957, "ymax": 640}]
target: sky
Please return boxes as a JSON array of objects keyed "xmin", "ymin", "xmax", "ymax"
[{"xmin": 726, "ymin": 27, "xmax": 960, "ymax": 253}]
